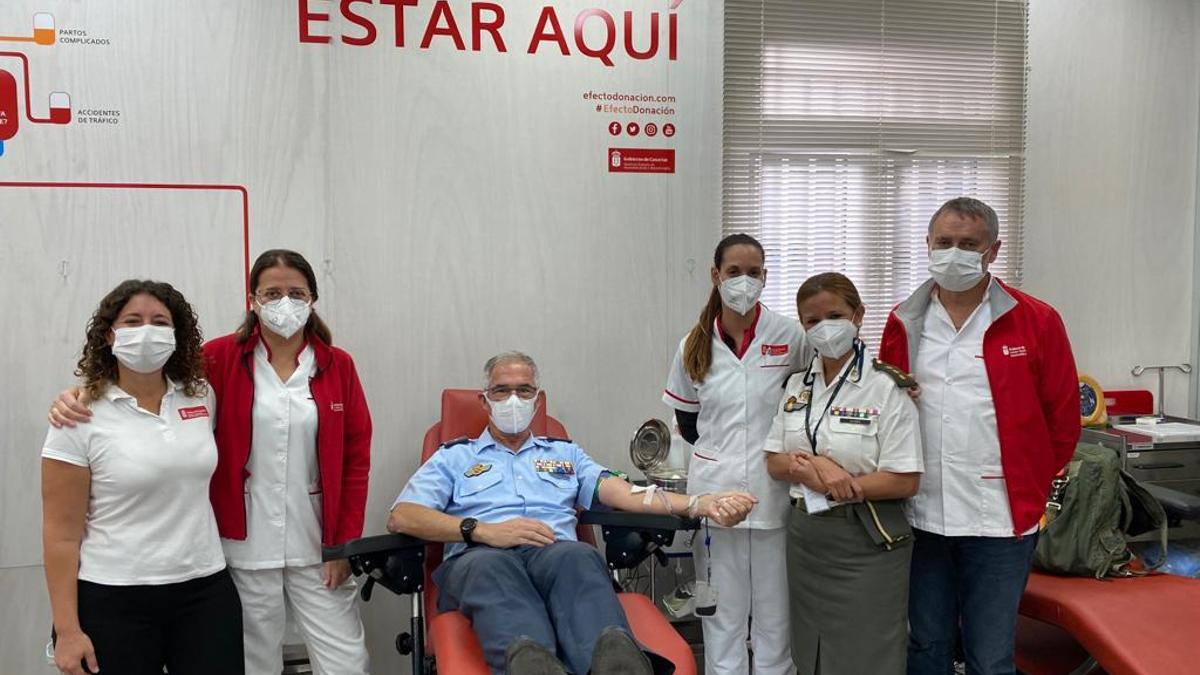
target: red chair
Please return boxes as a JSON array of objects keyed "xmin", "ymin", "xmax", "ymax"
[
  {"xmin": 1015, "ymin": 571, "xmax": 1200, "ymax": 675},
  {"xmin": 327, "ymin": 389, "xmax": 697, "ymax": 674},
  {"xmin": 1103, "ymin": 389, "xmax": 1154, "ymax": 417}
]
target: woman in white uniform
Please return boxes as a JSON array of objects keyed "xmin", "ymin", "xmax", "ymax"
[
  {"xmin": 663, "ymin": 234, "xmax": 805, "ymax": 675},
  {"xmin": 764, "ymin": 272, "xmax": 923, "ymax": 675}
]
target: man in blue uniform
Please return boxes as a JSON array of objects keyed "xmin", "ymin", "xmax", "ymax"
[{"xmin": 389, "ymin": 351, "xmax": 757, "ymax": 675}]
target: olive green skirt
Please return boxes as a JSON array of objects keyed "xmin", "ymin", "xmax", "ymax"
[{"xmin": 786, "ymin": 503, "xmax": 912, "ymax": 675}]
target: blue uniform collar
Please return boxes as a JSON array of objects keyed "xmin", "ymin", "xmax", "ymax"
[{"xmin": 476, "ymin": 428, "xmax": 549, "ymax": 454}]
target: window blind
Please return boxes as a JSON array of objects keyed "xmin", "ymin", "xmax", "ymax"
[{"xmin": 724, "ymin": 0, "xmax": 1028, "ymax": 346}]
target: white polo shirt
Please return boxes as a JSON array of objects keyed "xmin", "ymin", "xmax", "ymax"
[
  {"xmin": 763, "ymin": 343, "xmax": 923, "ymax": 504},
  {"xmin": 41, "ymin": 381, "xmax": 226, "ymax": 586},
  {"xmin": 907, "ymin": 281, "xmax": 1036, "ymax": 537},
  {"xmin": 222, "ymin": 342, "xmax": 322, "ymax": 569},
  {"xmin": 663, "ymin": 304, "xmax": 806, "ymax": 529}
]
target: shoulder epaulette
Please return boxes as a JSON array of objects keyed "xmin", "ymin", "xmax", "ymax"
[
  {"xmin": 873, "ymin": 359, "xmax": 918, "ymax": 389},
  {"xmin": 538, "ymin": 436, "xmax": 573, "ymax": 443},
  {"xmin": 440, "ymin": 436, "xmax": 471, "ymax": 449}
]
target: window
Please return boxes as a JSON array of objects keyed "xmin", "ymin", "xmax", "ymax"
[{"xmin": 724, "ymin": 0, "xmax": 1028, "ymax": 346}]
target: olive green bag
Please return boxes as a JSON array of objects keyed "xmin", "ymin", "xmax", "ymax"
[{"xmin": 1033, "ymin": 442, "xmax": 1167, "ymax": 578}]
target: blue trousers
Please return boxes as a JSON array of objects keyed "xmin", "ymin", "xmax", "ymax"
[
  {"xmin": 433, "ymin": 540, "xmax": 632, "ymax": 675},
  {"xmin": 906, "ymin": 529, "xmax": 1038, "ymax": 675}
]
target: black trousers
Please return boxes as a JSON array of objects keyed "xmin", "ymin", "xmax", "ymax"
[{"xmin": 70, "ymin": 568, "xmax": 244, "ymax": 675}]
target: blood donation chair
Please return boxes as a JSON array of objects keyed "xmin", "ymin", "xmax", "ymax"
[
  {"xmin": 1014, "ymin": 425, "xmax": 1200, "ymax": 675},
  {"xmin": 324, "ymin": 389, "xmax": 699, "ymax": 674}
]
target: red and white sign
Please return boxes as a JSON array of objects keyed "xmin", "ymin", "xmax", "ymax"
[
  {"xmin": 608, "ymin": 148, "xmax": 675, "ymax": 174},
  {"xmin": 761, "ymin": 343, "xmax": 789, "ymax": 356},
  {"xmin": 179, "ymin": 406, "xmax": 210, "ymax": 420}
]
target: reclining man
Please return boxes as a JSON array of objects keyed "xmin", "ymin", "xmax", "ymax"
[{"xmin": 389, "ymin": 351, "xmax": 757, "ymax": 675}]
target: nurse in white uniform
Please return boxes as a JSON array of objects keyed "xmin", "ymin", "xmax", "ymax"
[{"xmin": 663, "ymin": 234, "xmax": 805, "ymax": 675}]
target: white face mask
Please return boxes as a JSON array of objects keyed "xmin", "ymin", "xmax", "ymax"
[
  {"xmin": 929, "ymin": 247, "xmax": 986, "ymax": 292},
  {"xmin": 111, "ymin": 325, "xmax": 176, "ymax": 374},
  {"xmin": 718, "ymin": 275, "xmax": 763, "ymax": 315},
  {"xmin": 257, "ymin": 296, "xmax": 311, "ymax": 339},
  {"xmin": 807, "ymin": 319, "xmax": 858, "ymax": 359},
  {"xmin": 487, "ymin": 393, "xmax": 538, "ymax": 435}
]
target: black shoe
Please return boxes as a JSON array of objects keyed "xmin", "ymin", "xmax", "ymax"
[
  {"xmin": 505, "ymin": 636, "xmax": 568, "ymax": 675},
  {"xmin": 590, "ymin": 626, "xmax": 653, "ymax": 675}
]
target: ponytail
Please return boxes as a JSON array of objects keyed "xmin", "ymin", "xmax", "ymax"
[{"xmin": 683, "ymin": 287, "xmax": 722, "ymax": 382}]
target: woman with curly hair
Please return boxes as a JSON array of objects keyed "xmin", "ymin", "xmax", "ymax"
[{"xmin": 41, "ymin": 280, "xmax": 244, "ymax": 675}]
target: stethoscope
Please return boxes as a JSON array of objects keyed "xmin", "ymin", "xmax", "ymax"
[{"xmin": 797, "ymin": 339, "xmax": 866, "ymax": 452}]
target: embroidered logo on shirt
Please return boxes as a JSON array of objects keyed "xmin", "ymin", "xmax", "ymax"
[
  {"xmin": 464, "ymin": 463, "xmax": 493, "ymax": 478},
  {"xmin": 1001, "ymin": 345, "xmax": 1027, "ymax": 358},
  {"xmin": 178, "ymin": 406, "xmax": 209, "ymax": 420},
  {"xmin": 761, "ymin": 343, "xmax": 789, "ymax": 356},
  {"xmin": 330, "ymin": 402, "xmax": 345, "ymax": 412},
  {"xmin": 534, "ymin": 459, "xmax": 575, "ymax": 476}
]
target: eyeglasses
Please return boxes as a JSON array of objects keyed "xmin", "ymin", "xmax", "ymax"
[
  {"xmin": 485, "ymin": 385, "xmax": 539, "ymax": 401},
  {"xmin": 255, "ymin": 288, "xmax": 312, "ymax": 303}
]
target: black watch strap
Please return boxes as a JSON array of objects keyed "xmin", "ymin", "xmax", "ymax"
[{"xmin": 460, "ymin": 517, "xmax": 478, "ymax": 546}]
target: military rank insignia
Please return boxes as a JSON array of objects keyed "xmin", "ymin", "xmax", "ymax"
[
  {"xmin": 464, "ymin": 463, "xmax": 493, "ymax": 478},
  {"xmin": 534, "ymin": 459, "xmax": 575, "ymax": 475},
  {"xmin": 872, "ymin": 359, "xmax": 918, "ymax": 389}
]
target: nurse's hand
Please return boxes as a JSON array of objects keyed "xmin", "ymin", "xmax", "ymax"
[
  {"xmin": 321, "ymin": 559, "xmax": 352, "ymax": 588},
  {"xmin": 475, "ymin": 517, "xmax": 556, "ymax": 548},
  {"xmin": 697, "ymin": 491, "xmax": 757, "ymax": 527},
  {"xmin": 906, "ymin": 385, "xmax": 922, "ymax": 401},
  {"xmin": 810, "ymin": 455, "xmax": 863, "ymax": 503},
  {"xmin": 53, "ymin": 629, "xmax": 98, "ymax": 675},
  {"xmin": 48, "ymin": 387, "xmax": 92, "ymax": 428}
]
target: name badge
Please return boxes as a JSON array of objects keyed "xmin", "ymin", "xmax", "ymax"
[
  {"xmin": 178, "ymin": 406, "xmax": 209, "ymax": 420},
  {"xmin": 761, "ymin": 343, "xmax": 789, "ymax": 356}
]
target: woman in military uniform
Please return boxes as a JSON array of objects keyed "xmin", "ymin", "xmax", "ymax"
[{"xmin": 764, "ymin": 272, "xmax": 924, "ymax": 675}]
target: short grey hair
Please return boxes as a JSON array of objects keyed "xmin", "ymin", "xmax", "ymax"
[
  {"xmin": 928, "ymin": 197, "xmax": 999, "ymax": 244},
  {"xmin": 483, "ymin": 351, "xmax": 539, "ymax": 387}
]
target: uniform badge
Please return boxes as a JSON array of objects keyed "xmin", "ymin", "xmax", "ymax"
[
  {"xmin": 464, "ymin": 463, "xmax": 492, "ymax": 478},
  {"xmin": 534, "ymin": 459, "xmax": 575, "ymax": 475},
  {"xmin": 784, "ymin": 390, "xmax": 811, "ymax": 413},
  {"xmin": 831, "ymin": 406, "xmax": 879, "ymax": 425}
]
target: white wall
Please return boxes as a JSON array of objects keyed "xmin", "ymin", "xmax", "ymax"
[
  {"xmin": 0, "ymin": 1, "xmax": 723, "ymax": 673},
  {"xmin": 1025, "ymin": 0, "xmax": 1200, "ymax": 417}
]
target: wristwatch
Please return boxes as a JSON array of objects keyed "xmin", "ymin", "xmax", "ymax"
[{"xmin": 460, "ymin": 517, "xmax": 479, "ymax": 546}]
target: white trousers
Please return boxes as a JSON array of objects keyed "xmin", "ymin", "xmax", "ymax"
[
  {"xmin": 230, "ymin": 565, "xmax": 370, "ymax": 675},
  {"xmin": 693, "ymin": 526, "xmax": 795, "ymax": 675}
]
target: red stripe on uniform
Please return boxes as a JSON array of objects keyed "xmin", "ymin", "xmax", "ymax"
[{"xmin": 664, "ymin": 389, "xmax": 699, "ymax": 405}]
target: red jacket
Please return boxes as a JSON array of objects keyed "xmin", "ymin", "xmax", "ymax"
[
  {"xmin": 879, "ymin": 278, "xmax": 1080, "ymax": 534},
  {"xmin": 205, "ymin": 328, "xmax": 372, "ymax": 547}
]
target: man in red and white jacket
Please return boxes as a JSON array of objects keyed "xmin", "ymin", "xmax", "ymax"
[{"xmin": 879, "ymin": 197, "xmax": 1079, "ymax": 675}]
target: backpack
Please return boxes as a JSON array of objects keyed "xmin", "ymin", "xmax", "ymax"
[{"xmin": 1033, "ymin": 442, "xmax": 1168, "ymax": 578}]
